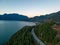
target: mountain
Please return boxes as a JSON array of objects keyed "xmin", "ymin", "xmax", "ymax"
[
  {"xmin": 30, "ymin": 11, "xmax": 60, "ymax": 23},
  {"xmin": 48, "ymin": 11, "xmax": 60, "ymax": 23},
  {"xmin": 0, "ymin": 13, "xmax": 29, "ymax": 21},
  {"xmin": 30, "ymin": 15, "xmax": 48, "ymax": 22},
  {"xmin": 0, "ymin": 11, "xmax": 60, "ymax": 22}
]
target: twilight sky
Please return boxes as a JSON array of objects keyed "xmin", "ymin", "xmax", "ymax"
[{"xmin": 0, "ymin": 0, "xmax": 60, "ymax": 17}]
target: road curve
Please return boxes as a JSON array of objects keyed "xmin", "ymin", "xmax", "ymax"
[{"xmin": 31, "ymin": 28, "xmax": 45, "ymax": 45}]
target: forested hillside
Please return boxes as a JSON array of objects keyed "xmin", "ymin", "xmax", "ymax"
[
  {"xmin": 5, "ymin": 26, "xmax": 38, "ymax": 45},
  {"xmin": 34, "ymin": 22, "xmax": 60, "ymax": 45}
]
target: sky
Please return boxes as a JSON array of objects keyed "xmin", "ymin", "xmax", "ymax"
[{"xmin": 0, "ymin": 0, "xmax": 60, "ymax": 17}]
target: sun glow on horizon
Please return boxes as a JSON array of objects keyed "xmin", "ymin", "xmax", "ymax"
[
  {"xmin": 0, "ymin": 0, "xmax": 60, "ymax": 17},
  {"xmin": 0, "ymin": 10, "xmax": 60, "ymax": 18}
]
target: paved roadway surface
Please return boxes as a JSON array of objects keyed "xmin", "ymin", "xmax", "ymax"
[{"xmin": 31, "ymin": 28, "xmax": 45, "ymax": 45}]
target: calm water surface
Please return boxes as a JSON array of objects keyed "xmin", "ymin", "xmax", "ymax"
[{"xmin": 0, "ymin": 21, "xmax": 35, "ymax": 45}]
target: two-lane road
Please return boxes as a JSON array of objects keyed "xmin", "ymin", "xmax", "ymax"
[{"xmin": 31, "ymin": 28, "xmax": 45, "ymax": 45}]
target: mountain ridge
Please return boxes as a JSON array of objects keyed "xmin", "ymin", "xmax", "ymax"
[
  {"xmin": 0, "ymin": 13, "xmax": 29, "ymax": 21},
  {"xmin": 30, "ymin": 11, "xmax": 60, "ymax": 23},
  {"xmin": 0, "ymin": 11, "xmax": 60, "ymax": 23}
]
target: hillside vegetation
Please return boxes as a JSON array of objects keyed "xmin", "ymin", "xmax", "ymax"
[
  {"xmin": 5, "ymin": 26, "xmax": 38, "ymax": 45},
  {"xmin": 5, "ymin": 22, "xmax": 60, "ymax": 45},
  {"xmin": 34, "ymin": 22, "xmax": 60, "ymax": 45}
]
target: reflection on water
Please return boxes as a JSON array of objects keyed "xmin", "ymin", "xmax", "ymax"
[{"xmin": 0, "ymin": 21, "xmax": 35, "ymax": 45}]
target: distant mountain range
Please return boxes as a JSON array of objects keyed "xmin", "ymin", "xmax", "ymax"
[
  {"xmin": 0, "ymin": 11, "xmax": 60, "ymax": 23},
  {"xmin": 30, "ymin": 11, "xmax": 60, "ymax": 23},
  {"xmin": 0, "ymin": 13, "xmax": 29, "ymax": 21}
]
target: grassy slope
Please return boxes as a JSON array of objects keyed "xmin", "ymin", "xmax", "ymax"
[
  {"xmin": 34, "ymin": 22, "xmax": 60, "ymax": 45},
  {"xmin": 5, "ymin": 26, "xmax": 39, "ymax": 45}
]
